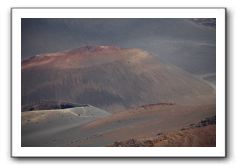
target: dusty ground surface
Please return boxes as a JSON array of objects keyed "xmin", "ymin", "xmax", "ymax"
[
  {"xmin": 109, "ymin": 118, "xmax": 216, "ymax": 147},
  {"xmin": 22, "ymin": 103, "xmax": 215, "ymax": 147}
]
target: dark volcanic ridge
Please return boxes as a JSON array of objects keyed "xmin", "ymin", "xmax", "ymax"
[
  {"xmin": 21, "ymin": 100, "xmax": 89, "ymax": 112},
  {"xmin": 190, "ymin": 18, "xmax": 216, "ymax": 28},
  {"xmin": 22, "ymin": 45, "xmax": 215, "ymax": 111}
]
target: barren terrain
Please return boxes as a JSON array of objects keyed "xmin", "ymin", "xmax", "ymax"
[
  {"xmin": 21, "ymin": 46, "xmax": 215, "ymax": 147},
  {"xmin": 22, "ymin": 103, "xmax": 215, "ymax": 147}
]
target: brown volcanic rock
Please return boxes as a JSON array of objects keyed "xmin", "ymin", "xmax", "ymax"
[
  {"xmin": 22, "ymin": 45, "xmax": 214, "ymax": 111},
  {"xmin": 110, "ymin": 125, "xmax": 216, "ymax": 147},
  {"xmin": 109, "ymin": 116, "xmax": 216, "ymax": 147}
]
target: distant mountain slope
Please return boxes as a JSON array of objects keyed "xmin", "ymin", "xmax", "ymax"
[
  {"xmin": 22, "ymin": 19, "xmax": 216, "ymax": 79},
  {"xmin": 22, "ymin": 46, "xmax": 215, "ymax": 111}
]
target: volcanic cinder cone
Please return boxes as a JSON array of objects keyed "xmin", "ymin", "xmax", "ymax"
[{"xmin": 22, "ymin": 45, "xmax": 215, "ymax": 111}]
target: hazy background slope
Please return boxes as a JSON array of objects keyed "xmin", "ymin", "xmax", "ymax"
[
  {"xmin": 22, "ymin": 46, "xmax": 214, "ymax": 111},
  {"xmin": 21, "ymin": 18, "xmax": 216, "ymax": 85}
]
